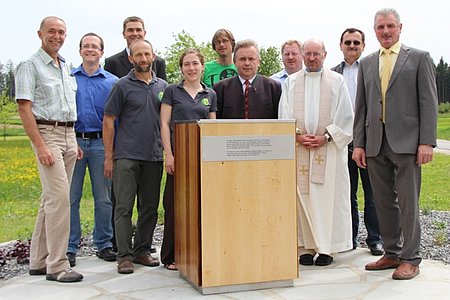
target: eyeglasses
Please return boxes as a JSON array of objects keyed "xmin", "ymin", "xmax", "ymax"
[
  {"xmin": 302, "ymin": 52, "xmax": 322, "ymax": 58},
  {"xmin": 343, "ymin": 40, "xmax": 362, "ymax": 46},
  {"xmin": 81, "ymin": 44, "xmax": 102, "ymax": 50}
]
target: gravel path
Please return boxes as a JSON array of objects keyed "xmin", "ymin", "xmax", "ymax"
[{"xmin": 1, "ymin": 211, "xmax": 449, "ymax": 281}]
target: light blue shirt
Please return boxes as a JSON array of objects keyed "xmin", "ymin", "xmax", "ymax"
[
  {"xmin": 270, "ymin": 69, "xmax": 289, "ymax": 86},
  {"xmin": 342, "ymin": 60, "xmax": 359, "ymax": 110},
  {"xmin": 72, "ymin": 65, "xmax": 118, "ymax": 132},
  {"xmin": 15, "ymin": 48, "xmax": 77, "ymax": 121}
]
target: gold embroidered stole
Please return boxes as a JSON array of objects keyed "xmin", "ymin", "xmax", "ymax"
[{"xmin": 293, "ymin": 69, "xmax": 332, "ymax": 195}]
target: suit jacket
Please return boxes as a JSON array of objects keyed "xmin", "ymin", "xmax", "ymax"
[
  {"xmin": 104, "ymin": 49, "xmax": 167, "ymax": 80},
  {"xmin": 331, "ymin": 61, "xmax": 345, "ymax": 75},
  {"xmin": 213, "ymin": 75, "xmax": 281, "ymax": 119},
  {"xmin": 353, "ymin": 44, "xmax": 438, "ymax": 157}
]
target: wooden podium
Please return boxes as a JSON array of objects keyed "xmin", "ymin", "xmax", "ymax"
[{"xmin": 174, "ymin": 119, "xmax": 298, "ymax": 294}]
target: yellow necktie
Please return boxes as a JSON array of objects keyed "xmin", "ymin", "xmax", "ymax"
[{"xmin": 381, "ymin": 49, "xmax": 392, "ymax": 123}]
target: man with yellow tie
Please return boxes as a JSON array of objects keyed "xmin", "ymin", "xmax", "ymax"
[{"xmin": 352, "ymin": 8, "xmax": 438, "ymax": 280}]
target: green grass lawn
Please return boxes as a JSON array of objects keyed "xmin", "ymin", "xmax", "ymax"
[
  {"xmin": 437, "ymin": 113, "xmax": 450, "ymax": 140},
  {"xmin": 1, "ymin": 114, "xmax": 449, "ymax": 242},
  {"xmin": 0, "ymin": 139, "xmax": 166, "ymax": 242}
]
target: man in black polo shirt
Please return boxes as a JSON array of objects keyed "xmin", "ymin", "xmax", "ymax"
[{"xmin": 103, "ymin": 39, "xmax": 168, "ymax": 274}]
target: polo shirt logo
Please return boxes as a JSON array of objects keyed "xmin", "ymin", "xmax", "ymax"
[
  {"xmin": 201, "ymin": 98, "xmax": 210, "ymax": 106},
  {"xmin": 158, "ymin": 91, "xmax": 164, "ymax": 101}
]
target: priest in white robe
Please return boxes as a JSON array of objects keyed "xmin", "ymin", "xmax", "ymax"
[{"xmin": 279, "ymin": 39, "xmax": 354, "ymax": 266}]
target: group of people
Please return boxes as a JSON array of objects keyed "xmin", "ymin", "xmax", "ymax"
[{"xmin": 15, "ymin": 7, "xmax": 437, "ymax": 284}]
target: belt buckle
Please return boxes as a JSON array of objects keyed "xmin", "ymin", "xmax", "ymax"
[{"xmin": 81, "ymin": 132, "xmax": 89, "ymax": 140}]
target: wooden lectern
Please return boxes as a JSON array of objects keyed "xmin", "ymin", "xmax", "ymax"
[{"xmin": 174, "ymin": 119, "xmax": 298, "ymax": 294}]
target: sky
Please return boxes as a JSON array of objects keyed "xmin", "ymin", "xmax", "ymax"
[{"xmin": 1, "ymin": 0, "xmax": 449, "ymax": 70}]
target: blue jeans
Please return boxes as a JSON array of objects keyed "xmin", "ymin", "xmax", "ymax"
[{"xmin": 68, "ymin": 138, "xmax": 113, "ymax": 253}]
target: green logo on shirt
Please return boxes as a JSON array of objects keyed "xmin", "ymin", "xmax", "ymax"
[
  {"xmin": 158, "ymin": 91, "xmax": 164, "ymax": 101},
  {"xmin": 201, "ymin": 98, "xmax": 210, "ymax": 106}
]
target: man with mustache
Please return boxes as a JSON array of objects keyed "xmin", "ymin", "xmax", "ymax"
[
  {"xmin": 103, "ymin": 39, "xmax": 168, "ymax": 274},
  {"xmin": 271, "ymin": 40, "xmax": 303, "ymax": 87}
]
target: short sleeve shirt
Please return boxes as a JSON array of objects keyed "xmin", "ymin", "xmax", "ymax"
[
  {"xmin": 203, "ymin": 60, "xmax": 237, "ymax": 88},
  {"xmin": 15, "ymin": 48, "xmax": 77, "ymax": 121},
  {"xmin": 162, "ymin": 81, "xmax": 217, "ymax": 147},
  {"xmin": 104, "ymin": 70, "xmax": 168, "ymax": 161}
]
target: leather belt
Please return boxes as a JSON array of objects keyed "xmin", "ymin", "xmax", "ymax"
[
  {"xmin": 36, "ymin": 120, "xmax": 74, "ymax": 127},
  {"xmin": 76, "ymin": 131, "xmax": 102, "ymax": 139}
]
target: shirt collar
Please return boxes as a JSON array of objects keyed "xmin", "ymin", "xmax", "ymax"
[
  {"xmin": 238, "ymin": 75, "xmax": 256, "ymax": 85},
  {"xmin": 72, "ymin": 64, "xmax": 106, "ymax": 77},
  {"xmin": 38, "ymin": 47, "xmax": 66, "ymax": 65},
  {"xmin": 380, "ymin": 41, "xmax": 402, "ymax": 56}
]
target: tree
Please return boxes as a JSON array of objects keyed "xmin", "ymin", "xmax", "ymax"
[
  {"xmin": 0, "ymin": 94, "xmax": 17, "ymax": 140},
  {"xmin": 5, "ymin": 60, "xmax": 15, "ymax": 99},
  {"xmin": 436, "ymin": 56, "xmax": 449, "ymax": 104},
  {"xmin": 259, "ymin": 46, "xmax": 282, "ymax": 77},
  {"xmin": 0, "ymin": 61, "xmax": 6, "ymax": 95},
  {"xmin": 163, "ymin": 30, "xmax": 216, "ymax": 84}
]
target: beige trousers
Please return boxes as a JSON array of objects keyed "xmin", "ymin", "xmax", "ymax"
[{"xmin": 29, "ymin": 125, "xmax": 77, "ymax": 274}]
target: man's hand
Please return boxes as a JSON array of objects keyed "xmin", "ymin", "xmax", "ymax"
[
  {"xmin": 352, "ymin": 147, "xmax": 367, "ymax": 168},
  {"xmin": 297, "ymin": 134, "xmax": 327, "ymax": 149},
  {"xmin": 76, "ymin": 145, "xmax": 84, "ymax": 160},
  {"xmin": 417, "ymin": 144, "xmax": 433, "ymax": 166},
  {"xmin": 36, "ymin": 144, "xmax": 55, "ymax": 166},
  {"xmin": 104, "ymin": 156, "xmax": 113, "ymax": 179}
]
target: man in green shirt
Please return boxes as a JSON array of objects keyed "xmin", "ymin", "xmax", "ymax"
[{"xmin": 203, "ymin": 29, "xmax": 237, "ymax": 88}]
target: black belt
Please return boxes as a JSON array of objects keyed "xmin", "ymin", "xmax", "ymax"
[
  {"xmin": 36, "ymin": 120, "xmax": 74, "ymax": 127},
  {"xmin": 76, "ymin": 131, "xmax": 102, "ymax": 139}
]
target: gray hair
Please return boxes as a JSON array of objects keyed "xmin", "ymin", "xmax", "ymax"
[
  {"xmin": 374, "ymin": 8, "xmax": 401, "ymax": 26},
  {"xmin": 302, "ymin": 39, "xmax": 326, "ymax": 52},
  {"xmin": 233, "ymin": 39, "xmax": 260, "ymax": 58}
]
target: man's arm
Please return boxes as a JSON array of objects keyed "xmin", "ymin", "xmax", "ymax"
[
  {"xmin": 416, "ymin": 52, "xmax": 438, "ymax": 166},
  {"xmin": 17, "ymin": 99, "xmax": 55, "ymax": 165},
  {"xmin": 103, "ymin": 114, "xmax": 116, "ymax": 178}
]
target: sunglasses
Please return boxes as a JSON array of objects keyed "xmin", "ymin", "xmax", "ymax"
[{"xmin": 343, "ymin": 40, "xmax": 362, "ymax": 46}]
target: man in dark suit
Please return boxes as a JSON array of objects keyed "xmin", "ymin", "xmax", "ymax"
[
  {"xmin": 332, "ymin": 28, "xmax": 383, "ymax": 256},
  {"xmin": 213, "ymin": 39, "xmax": 281, "ymax": 119},
  {"xmin": 353, "ymin": 8, "xmax": 438, "ymax": 280},
  {"xmin": 104, "ymin": 16, "xmax": 167, "ymax": 81}
]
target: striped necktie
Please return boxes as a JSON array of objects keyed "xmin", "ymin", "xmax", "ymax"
[{"xmin": 244, "ymin": 80, "xmax": 250, "ymax": 119}]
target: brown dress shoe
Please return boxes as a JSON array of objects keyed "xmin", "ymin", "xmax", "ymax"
[
  {"xmin": 365, "ymin": 256, "xmax": 401, "ymax": 270},
  {"xmin": 117, "ymin": 258, "xmax": 134, "ymax": 274},
  {"xmin": 392, "ymin": 263, "xmax": 420, "ymax": 280},
  {"xmin": 134, "ymin": 254, "xmax": 160, "ymax": 267}
]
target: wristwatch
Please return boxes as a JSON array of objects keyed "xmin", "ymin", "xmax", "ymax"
[{"xmin": 324, "ymin": 131, "xmax": 332, "ymax": 142}]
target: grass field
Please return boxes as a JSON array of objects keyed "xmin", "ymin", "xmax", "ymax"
[
  {"xmin": 0, "ymin": 139, "xmax": 166, "ymax": 242},
  {"xmin": 0, "ymin": 112, "xmax": 449, "ymax": 242},
  {"xmin": 0, "ymin": 138, "xmax": 449, "ymax": 242},
  {"xmin": 437, "ymin": 113, "xmax": 450, "ymax": 140}
]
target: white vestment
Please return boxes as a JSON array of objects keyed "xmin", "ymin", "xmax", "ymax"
[{"xmin": 279, "ymin": 69, "xmax": 354, "ymax": 255}]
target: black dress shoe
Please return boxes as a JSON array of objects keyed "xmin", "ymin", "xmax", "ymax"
[
  {"xmin": 299, "ymin": 254, "xmax": 314, "ymax": 266},
  {"xmin": 67, "ymin": 252, "xmax": 76, "ymax": 267},
  {"xmin": 369, "ymin": 243, "xmax": 384, "ymax": 256},
  {"xmin": 315, "ymin": 254, "xmax": 333, "ymax": 266},
  {"xmin": 97, "ymin": 247, "xmax": 117, "ymax": 261},
  {"xmin": 150, "ymin": 246, "xmax": 157, "ymax": 253}
]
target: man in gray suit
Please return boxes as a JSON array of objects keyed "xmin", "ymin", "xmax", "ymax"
[{"xmin": 353, "ymin": 8, "xmax": 438, "ymax": 280}]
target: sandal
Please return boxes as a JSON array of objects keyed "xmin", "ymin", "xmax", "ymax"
[
  {"xmin": 164, "ymin": 262, "xmax": 178, "ymax": 271},
  {"xmin": 46, "ymin": 268, "xmax": 83, "ymax": 282}
]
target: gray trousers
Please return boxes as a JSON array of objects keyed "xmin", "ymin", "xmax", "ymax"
[
  {"xmin": 367, "ymin": 132, "xmax": 422, "ymax": 266},
  {"xmin": 113, "ymin": 159, "xmax": 162, "ymax": 259}
]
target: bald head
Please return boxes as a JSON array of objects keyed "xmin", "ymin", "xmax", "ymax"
[{"xmin": 301, "ymin": 39, "xmax": 327, "ymax": 72}]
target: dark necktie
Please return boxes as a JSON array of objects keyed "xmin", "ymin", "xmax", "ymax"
[{"xmin": 244, "ymin": 80, "xmax": 250, "ymax": 119}]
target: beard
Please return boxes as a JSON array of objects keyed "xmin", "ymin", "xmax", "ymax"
[{"xmin": 134, "ymin": 62, "xmax": 152, "ymax": 73}]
